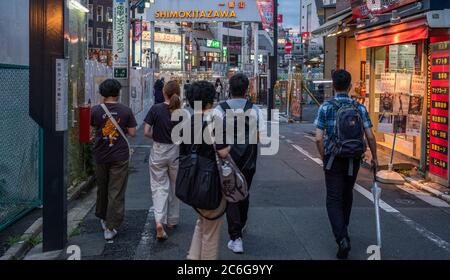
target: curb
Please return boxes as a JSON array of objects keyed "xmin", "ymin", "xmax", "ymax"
[
  {"xmin": 404, "ymin": 177, "xmax": 450, "ymax": 204},
  {"xmin": 0, "ymin": 176, "xmax": 96, "ymax": 260}
]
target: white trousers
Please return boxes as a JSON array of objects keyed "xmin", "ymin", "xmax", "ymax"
[
  {"xmin": 149, "ymin": 142, "xmax": 180, "ymax": 225},
  {"xmin": 187, "ymin": 215, "xmax": 224, "ymax": 260}
]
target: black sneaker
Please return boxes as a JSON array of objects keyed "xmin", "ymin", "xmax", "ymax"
[{"xmin": 336, "ymin": 238, "xmax": 351, "ymax": 260}]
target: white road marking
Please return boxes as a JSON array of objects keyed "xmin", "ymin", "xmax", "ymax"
[
  {"xmin": 290, "ymin": 141, "xmax": 450, "ymax": 252},
  {"xmin": 292, "ymin": 144, "xmax": 323, "ymax": 166}
]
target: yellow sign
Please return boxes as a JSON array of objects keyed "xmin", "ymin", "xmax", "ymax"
[
  {"xmin": 154, "ymin": 33, "xmax": 181, "ymax": 44},
  {"xmin": 155, "ymin": 9, "xmax": 237, "ymax": 19}
]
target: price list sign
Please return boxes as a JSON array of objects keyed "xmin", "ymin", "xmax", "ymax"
[{"xmin": 428, "ymin": 38, "xmax": 450, "ymax": 179}]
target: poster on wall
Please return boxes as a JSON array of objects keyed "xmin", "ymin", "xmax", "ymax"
[
  {"xmin": 389, "ymin": 45, "xmax": 399, "ymax": 70},
  {"xmin": 411, "ymin": 75, "xmax": 427, "ymax": 96},
  {"xmin": 379, "ymin": 93, "xmax": 394, "ymax": 113},
  {"xmin": 428, "ymin": 38, "xmax": 450, "ymax": 179},
  {"xmin": 374, "ymin": 97, "xmax": 380, "ymax": 113},
  {"xmin": 376, "ymin": 73, "xmax": 396, "ymax": 93},
  {"xmin": 393, "ymin": 93, "xmax": 410, "ymax": 115},
  {"xmin": 408, "ymin": 95, "xmax": 423, "ymax": 115},
  {"xmin": 394, "ymin": 115, "xmax": 407, "ymax": 134},
  {"xmin": 395, "ymin": 73, "xmax": 412, "ymax": 93},
  {"xmin": 375, "ymin": 60, "xmax": 385, "ymax": 74},
  {"xmin": 378, "ymin": 114, "xmax": 394, "ymax": 133},
  {"xmin": 406, "ymin": 115, "xmax": 422, "ymax": 136}
]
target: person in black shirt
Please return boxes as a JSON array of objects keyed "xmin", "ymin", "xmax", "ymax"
[
  {"xmin": 90, "ymin": 79, "xmax": 137, "ymax": 242},
  {"xmin": 144, "ymin": 80, "xmax": 181, "ymax": 241},
  {"xmin": 182, "ymin": 81, "xmax": 230, "ymax": 260},
  {"xmin": 153, "ymin": 79, "xmax": 165, "ymax": 104}
]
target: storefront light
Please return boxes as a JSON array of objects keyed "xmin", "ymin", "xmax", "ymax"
[
  {"xmin": 68, "ymin": 0, "xmax": 89, "ymax": 13},
  {"xmin": 391, "ymin": 10, "xmax": 401, "ymax": 25}
]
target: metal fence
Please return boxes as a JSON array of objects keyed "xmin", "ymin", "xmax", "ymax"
[{"xmin": 0, "ymin": 65, "xmax": 42, "ymax": 231}]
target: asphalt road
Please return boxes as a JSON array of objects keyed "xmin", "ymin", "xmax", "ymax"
[{"xmin": 73, "ymin": 122, "xmax": 450, "ymax": 260}]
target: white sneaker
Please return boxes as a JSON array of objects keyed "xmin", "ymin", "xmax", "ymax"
[
  {"xmin": 227, "ymin": 238, "xmax": 244, "ymax": 254},
  {"xmin": 104, "ymin": 229, "xmax": 117, "ymax": 241},
  {"xmin": 100, "ymin": 219, "xmax": 107, "ymax": 231}
]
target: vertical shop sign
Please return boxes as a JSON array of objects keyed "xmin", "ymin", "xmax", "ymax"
[
  {"xmin": 428, "ymin": 37, "xmax": 450, "ymax": 179},
  {"xmin": 113, "ymin": 0, "xmax": 129, "ymax": 79}
]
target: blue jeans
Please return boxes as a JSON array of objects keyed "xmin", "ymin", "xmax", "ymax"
[{"xmin": 324, "ymin": 155, "xmax": 360, "ymax": 243}]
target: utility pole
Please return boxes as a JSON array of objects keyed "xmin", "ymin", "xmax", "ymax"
[
  {"xmin": 268, "ymin": 0, "xmax": 278, "ymax": 121},
  {"xmin": 29, "ymin": 0, "xmax": 68, "ymax": 252}
]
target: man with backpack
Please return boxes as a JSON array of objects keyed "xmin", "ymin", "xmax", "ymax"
[
  {"xmin": 213, "ymin": 73, "xmax": 265, "ymax": 254},
  {"xmin": 314, "ymin": 70, "xmax": 378, "ymax": 259}
]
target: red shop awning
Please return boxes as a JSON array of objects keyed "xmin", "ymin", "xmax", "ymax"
[{"xmin": 356, "ymin": 18, "xmax": 429, "ymax": 49}]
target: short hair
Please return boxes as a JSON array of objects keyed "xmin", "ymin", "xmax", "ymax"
[
  {"xmin": 332, "ymin": 69, "xmax": 352, "ymax": 92},
  {"xmin": 188, "ymin": 81, "xmax": 215, "ymax": 110},
  {"xmin": 99, "ymin": 79, "xmax": 122, "ymax": 98},
  {"xmin": 229, "ymin": 73, "xmax": 249, "ymax": 97}
]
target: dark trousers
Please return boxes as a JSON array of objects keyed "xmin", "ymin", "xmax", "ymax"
[
  {"xmin": 95, "ymin": 160, "xmax": 129, "ymax": 230},
  {"xmin": 324, "ymin": 156, "xmax": 360, "ymax": 243},
  {"xmin": 226, "ymin": 169, "xmax": 255, "ymax": 241}
]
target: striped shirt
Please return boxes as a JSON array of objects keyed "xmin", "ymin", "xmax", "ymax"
[{"xmin": 314, "ymin": 94, "xmax": 373, "ymax": 155}]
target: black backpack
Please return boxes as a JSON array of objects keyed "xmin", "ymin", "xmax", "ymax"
[
  {"xmin": 325, "ymin": 99, "xmax": 366, "ymax": 175},
  {"xmin": 219, "ymin": 101, "xmax": 258, "ymax": 172}
]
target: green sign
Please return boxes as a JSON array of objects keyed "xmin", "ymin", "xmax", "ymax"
[
  {"xmin": 222, "ymin": 47, "xmax": 228, "ymax": 59},
  {"xmin": 114, "ymin": 67, "xmax": 128, "ymax": 79},
  {"xmin": 207, "ymin": 39, "xmax": 221, "ymax": 49}
]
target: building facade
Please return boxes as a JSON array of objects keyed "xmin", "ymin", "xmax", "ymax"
[{"xmin": 88, "ymin": 0, "xmax": 113, "ymax": 65}]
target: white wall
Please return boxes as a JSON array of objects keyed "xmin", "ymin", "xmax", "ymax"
[
  {"xmin": 300, "ymin": 0, "xmax": 323, "ymax": 47},
  {"xmin": 0, "ymin": 0, "xmax": 29, "ymax": 66}
]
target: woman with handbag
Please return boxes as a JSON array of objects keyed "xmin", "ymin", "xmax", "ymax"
[
  {"xmin": 176, "ymin": 81, "xmax": 230, "ymax": 260},
  {"xmin": 144, "ymin": 80, "xmax": 182, "ymax": 241}
]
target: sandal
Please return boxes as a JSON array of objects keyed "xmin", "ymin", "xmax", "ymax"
[{"xmin": 156, "ymin": 223, "xmax": 168, "ymax": 241}]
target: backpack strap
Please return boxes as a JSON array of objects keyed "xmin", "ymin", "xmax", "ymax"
[
  {"xmin": 325, "ymin": 154, "xmax": 335, "ymax": 170},
  {"xmin": 219, "ymin": 101, "xmax": 231, "ymax": 111},
  {"xmin": 243, "ymin": 100, "xmax": 254, "ymax": 112}
]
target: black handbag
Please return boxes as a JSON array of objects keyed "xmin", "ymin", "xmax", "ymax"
[{"xmin": 175, "ymin": 144, "xmax": 222, "ymax": 210}]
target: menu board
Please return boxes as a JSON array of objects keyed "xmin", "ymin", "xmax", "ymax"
[{"xmin": 428, "ymin": 38, "xmax": 450, "ymax": 179}]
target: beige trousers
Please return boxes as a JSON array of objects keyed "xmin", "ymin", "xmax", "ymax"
[
  {"xmin": 187, "ymin": 215, "xmax": 224, "ymax": 260},
  {"xmin": 149, "ymin": 142, "xmax": 180, "ymax": 225}
]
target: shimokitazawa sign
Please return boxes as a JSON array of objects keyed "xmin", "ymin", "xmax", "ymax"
[
  {"xmin": 113, "ymin": 0, "xmax": 129, "ymax": 79},
  {"xmin": 147, "ymin": 0, "xmax": 261, "ymax": 22}
]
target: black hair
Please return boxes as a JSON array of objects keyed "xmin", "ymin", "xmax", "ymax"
[
  {"xmin": 188, "ymin": 81, "xmax": 215, "ymax": 110},
  {"xmin": 332, "ymin": 69, "xmax": 352, "ymax": 92},
  {"xmin": 229, "ymin": 73, "xmax": 249, "ymax": 97},
  {"xmin": 154, "ymin": 79, "xmax": 164, "ymax": 90},
  {"xmin": 99, "ymin": 79, "xmax": 122, "ymax": 98}
]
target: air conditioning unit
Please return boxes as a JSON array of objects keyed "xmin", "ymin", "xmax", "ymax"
[{"xmin": 426, "ymin": 9, "xmax": 450, "ymax": 28}]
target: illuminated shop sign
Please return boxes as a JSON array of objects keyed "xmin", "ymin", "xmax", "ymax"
[
  {"xmin": 428, "ymin": 37, "xmax": 450, "ymax": 179},
  {"xmin": 207, "ymin": 40, "xmax": 221, "ymax": 49},
  {"xmin": 148, "ymin": 0, "xmax": 261, "ymax": 22}
]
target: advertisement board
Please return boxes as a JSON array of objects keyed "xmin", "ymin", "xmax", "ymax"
[
  {"xmin": 147, "ymin": 0, "xmax": 261, "ymax": 22},
  {"xmin": 351, "ymin": 0, "xmax": 416, "ymax": 19},
  {"xmin": 155, "ymin": 42, "xmax": 181, "ymax": 70}
]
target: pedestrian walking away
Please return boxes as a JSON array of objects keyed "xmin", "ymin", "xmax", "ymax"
[
  {"xmin": 314, "ymin": 69, "xmax": 378, "ymax": 260},
  {"xmin": 144, "ymin": 80, "xmax": 182, "ymax": 241},
  {"xmin": 215, "ymin": 78, "xmax": 223, "ymax": 101},
  {"xmin": 178, "ymin": 81, "xmax": 230, "ymax": 260},
  {"xmin": 154, "ymin": 78, "xmax": 165, "ymax": 105},
  {"xmin": 90, "ymin": 79, "xmax": 137, "ymax": 242},
  {"xmin": 213, "ymin": 73, "xmax": 266, "ymax": 254}
]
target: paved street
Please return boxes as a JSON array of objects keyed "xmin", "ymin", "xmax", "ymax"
[{"xmin": 62, "ymin": 121, "xmax": 450, "ymax": 260}]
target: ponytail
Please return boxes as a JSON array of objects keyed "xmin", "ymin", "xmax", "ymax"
[{"xmin": 163, "ymin": 80, "xmax": 181, "ymax": 112}]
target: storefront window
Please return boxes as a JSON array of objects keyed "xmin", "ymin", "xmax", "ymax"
[{"xmin": 370, "ymin": 41, "xmax": 425, "ymax": 159}]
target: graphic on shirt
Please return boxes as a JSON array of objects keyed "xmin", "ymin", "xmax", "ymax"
[{"xmin": 102, "ymin": 117, "xmax": 121, "ymax": 147}]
